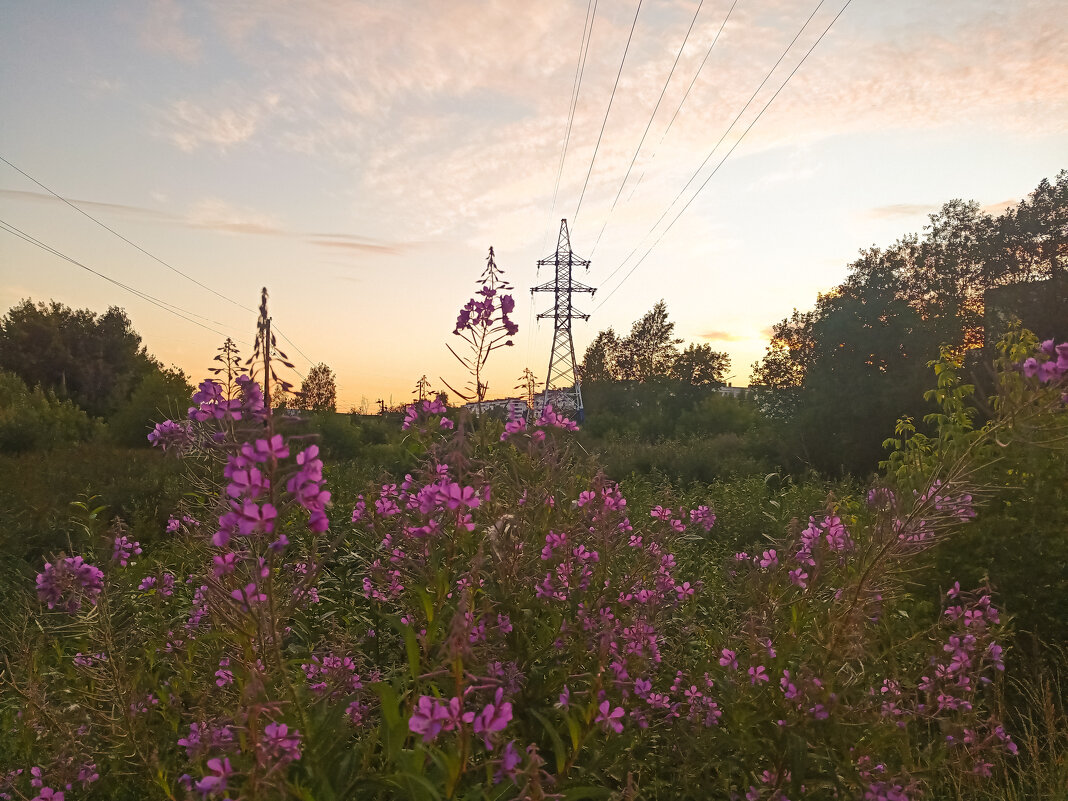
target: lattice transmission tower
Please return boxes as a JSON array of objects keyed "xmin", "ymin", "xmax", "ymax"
[{"xmin": 531, "ymin": 219, "xmax": 596, "ymax": 421}]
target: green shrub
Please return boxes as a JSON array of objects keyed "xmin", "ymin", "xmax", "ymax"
[{"xmin": 0, "ymin": 369, "xmax": 99, "ymax": 453}]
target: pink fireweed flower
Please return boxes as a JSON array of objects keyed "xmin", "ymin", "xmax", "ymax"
[
  {"xmin": 675, "ymin": 582, "xmax": 695, "ymax": 599},
  {"xmin": 595, "ymin": 700, "xmax": 625, "ymax": 734},
  {"xmin": 759, "ymin": 549, "xmax": 778, "ymax": 569},
  {"xmin": 689, "ymin": 505, "xmax": 716, "ymax": 531},
  {"xmin": 230, "ymin": 583, "xmax": 267, "ymax": 611},
  {"xmin": 409, "ymin": 695, "xmax": 451, "ymax": 743},
  {"xmin": 558, "ymin": 686, "xmax": 570, "ymax": 709},
  {"xmin": 148, "ymin": 419, "xmax": 193, "ymax": 451},
  {"xmin": 719, "ymin": 649, "xmax": 738, "ymax": 670},
  {"xmin": 471, "ymin": 689, "xmax": 513, "ymax": 749},
  {"xmin": 438, "ymin": 481, "xmax": 481, "ymax": 510},
  {"xmin": 253, "ymin": 433, "xmax": 289, "ymax": 461},
  {"xmin": 260, "ymin": 721, "xmax": 302, "ymax": 767},
  {"xmin": 748, "ymin": 665, "xmax": 769, "ymax": 685},
  {"xmin": 789, "ymin": 568, "xmax": 809, "ymax": 589},
  {"xmin": 495, "ymin": 740, "xmax": 522, "ymax": 783},
  {"xmin": 194, "ymin": 757, "xmax": 233, "ymax": 797},
  {"xmin": 212, "ymin": 553, "xmax": 237, "ymax": 577},
  {"xmin": 215, "ymin": 658, "xmax": 234, "ymax": 687},
  {"xmin": 111, "ymin": 534, "xmax": 142, "ymax": 567}
]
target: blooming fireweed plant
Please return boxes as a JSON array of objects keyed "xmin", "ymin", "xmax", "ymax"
[
  {"xmin": 1, "ymin": 270, "xmax": 1065, "ymax": 800},
  {"xmin": 443, "ymin": 247, "xmax": 519, "ymax": 411}
]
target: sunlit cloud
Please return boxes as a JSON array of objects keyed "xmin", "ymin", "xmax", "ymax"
[
  {"xmin": 701, "ymin": 329, "xmax": 748, "ymax": 342},
  {"xmin": 139, "ymin": 0, "xmax": 202, "ymax": 62},
  {"xmin": 0, "ymin": 188, "xmax": 171, "ymax": 221},
  {"xmin": 157, "ymin": 97, "xmax": 271, "ymax": 152},
  {"xmin": 866, "ymin": 203, "xmax": 937, "ymax": 219}
]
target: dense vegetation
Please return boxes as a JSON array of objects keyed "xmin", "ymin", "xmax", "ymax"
[{"xmin": 0, "ymin": 174, "xmax": 1065, "ymax": 800}]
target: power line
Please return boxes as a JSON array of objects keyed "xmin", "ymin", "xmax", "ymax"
[
  {"xmin": 273, "ymin": 326, "xmax": 311, "ymax": 378},
  {"xmin": 0, "ymin": 154, "xmax": 256, "ymax": 314},
  {"xmin": 0, "ymin": 153, "xmax": 319, "ymax": 370},
  {"xmin": 542, "ymin": 0, "xmax": 598, "ymax": 254},
  {"xmin": 0, "ymin": 216, "xmax": 252, "ymax": 343},
  {"xmin": 594, "ymin": 0, "xmax": 853, "ymax": 312},
  {"xmin": 589, "ymin": 0, "xmax": 707, "ymax": 256},
  {"xmin": 600, "ymin": 0, "xmax": 826, "ymax": 290},
  {"xmin": 623, "ymin": 0, "xmax": 741, "ymax": 205},
  {"xmin": 571, "ymin": 0, "xmax": 644, "ymax": 231},
  {"xmin": 533, "ymin": 0, "xmax": 598, "ymax": 372}
]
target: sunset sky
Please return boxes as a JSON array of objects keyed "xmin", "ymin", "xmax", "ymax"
[{"xmin": 1, "ymin": 0, "xmax": 1065, "ymax": 410}]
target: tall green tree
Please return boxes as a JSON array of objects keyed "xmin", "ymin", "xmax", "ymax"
[
  {"xmin": 670, "ymin": 343, "xmax": 730, "ymax": 386},
  {"xmin": 615, "ymin": 300, "xmax": 682, "ymax": 383},
  {"xmin": 0, "ymin": 300, "xmax": 154, "ymax": 417},
  {"xmin": 298, "ymin": 363, "xmax": 337, "ymax": 412},
  {"xmin": 580, "ymin": 329, "xmax": 622, "ymax": 382}
]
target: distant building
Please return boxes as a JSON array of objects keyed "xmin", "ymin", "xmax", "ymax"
[
  {"xmin": 714, "ymin": 384, "xmax": 749, "ymax": 399},
  {"xmin": 461, "ymin": 397, "xmax": 529, "ymax": 419}
]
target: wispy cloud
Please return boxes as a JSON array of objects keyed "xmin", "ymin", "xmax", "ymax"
[
  {"xmin": 0, "ymin": 188, "xmax": 172, "ymax": 221},
  {"xmin": 701, "ymin": 330, "xmax": 747, "ymax": 342},
  {"xmin": 866, "ymin": 203, "xmax": 937, "ymax": 219},
  {"xmin": 0, "ymin": 188, "xmax": 418, "ymax": 255},
  {"xmin": 140, "ymin": 0, "xmax": 202, "ymax": 62},
  {"xmin": 158, "ymin": 98, "xmax": 268, "ymax": 152},
  {"xmin": 982, "ymin": 198, "xmax": 1017, "ymax": 215}
]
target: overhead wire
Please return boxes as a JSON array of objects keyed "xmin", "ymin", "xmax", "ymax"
[
  {"xmin": 0, "ymin": 153, "xmax": 318, "ymax": 371},
  {"xmin": 599, "ymin": 0, "xmax": 826, "ymax": 290},
  {"xmin": 594, "ymin": 0, "xmax": 853, "ymax": 312},
  {"xmin": 589, "ymin": 0, "xmax": 706, "ymax": 256},
  {"xmin": 626, "ymin": 0, "xmax": 742, "ymax": 202},
  {"xmin": 541, "ymin": 0, "xmax": 598, "ymax": 255},
  {"xmin": 0, "ymin": 216, "xmax": 252, "ymax": 343},
  {"xmin": 531, "ymin": 0, "xmax": 598, "ymax": 375},
  {"xmin": 0, "ymin": 154, "xmax": 256, "ymax": 314},
  {"xmin": 571, "ymin": 0, "xmax": 645, "ymax": 231}
]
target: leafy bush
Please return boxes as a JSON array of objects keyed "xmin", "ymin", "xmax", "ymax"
[
  {"xmin": 108, "ymin": 367, "xmax": 193, "ymax": 448},
  {"xmin": 0, "ymin": 368, "xmax": 99, "ymax": 453}
]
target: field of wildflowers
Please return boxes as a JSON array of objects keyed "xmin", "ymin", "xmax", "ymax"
[{"xmin": 1, "ymin": 280, "xmax": 1066, "ymax": 801}]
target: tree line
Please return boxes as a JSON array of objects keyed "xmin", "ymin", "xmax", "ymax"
[{"xmin": 749, "ymin": 170, "xmax": 1067, "ymax": 474}]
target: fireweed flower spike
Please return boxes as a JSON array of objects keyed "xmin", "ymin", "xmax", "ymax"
[{"xmin": 445, "ymin": 247, "xmax": 518, "ymax": 406}]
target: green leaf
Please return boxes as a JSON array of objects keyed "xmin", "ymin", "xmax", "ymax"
[{"xmin": 531, "ymin": 709, "xmax": 567, "ymax": 773}]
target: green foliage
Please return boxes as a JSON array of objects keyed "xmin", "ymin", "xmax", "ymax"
[
  {"xmin": 581, "ymin": 301, "xmax": 729, "ymax": 386},
  {"xmin": 0, "ymin": 299, "xmax": 156, "ymax": 417},
  {"xmin": 298, "ymin": 362, "xmax": 339, "ymax": 412},
  {"xmin": 0, "ymin": 368, "xmax": 100, "ymax": 453},
  {"xmin": 669, "ymin": 342, "xmax": 730, "ymax": 386},
  {"xmin": 107, "ymin": 366, "xmax": 193, "ymax": 447},
  {"xmin": 881, "ymin": 329, "xmax": 1068, "ymax": 642},
  {"xmin": 750, "ymin": 171, "xmax": 1068, "ymax": 476}
]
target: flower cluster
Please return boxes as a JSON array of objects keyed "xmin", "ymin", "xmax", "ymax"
[
  {"xmin": 454, "ymin": 286, "xmax": 518, "ymax": 338},
  {"xmin": 1018, "ymin": 338, "xmax": 1068, "ymax": 386},
  {"xmin": 111, "ymin": 533, "xmax": 142, "ymax": 567},
  {"xmin": 409, "ymin": 689, "xmax": 513, "ymax": 751},
  {"xmin": 187, "ymin": 375, "xmax": 264, "ymax": 423},
  {"xmin": 147, "ymin": 419, "xmax": 193, "ymax": 452},
  {"xmin": 301, "ymin": 653, "xmax": 363, "ymax": 698},
  {"xmin": 402, "ymin": 397, "xmax": 452, "ymax": 431},
  {"xmin": 35, "ymin": 556, "xmax": 104, "ymax": 613}
]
